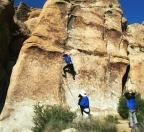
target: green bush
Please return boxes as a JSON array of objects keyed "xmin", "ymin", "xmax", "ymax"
[
  {"xmin": 105, "ymin": 115, "xmax": 119, "ymax": 124},
  {"xmin": 118, "ymin": 94, "xmax": 128, "ymax": 119},
  {"xmin": 31, "ymin": 103, "xmax": 77, "ymax": 132},
  {"xmin": 118, "ymin": 92, "xmax": 144, "ymax": 122},
  {"xmin": 70, "ymin": 116, "xmax": 117, "ymax": 132},
  {"xmin": 109, "ymin": 4, "xmax": 113, "ymax": 8}
]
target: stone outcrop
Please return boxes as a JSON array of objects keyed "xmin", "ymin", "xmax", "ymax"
[
  {"xmin": 0, "ymin": 0, "xmax": 14, "ymax": 114},
  {"xmin": 24, "ymin": 9, "xmax": 41, "ymax": 33},
  {"xmin": 12, "ymin": 18, "xmax": 31, "ymax": 39},
  {"xmin": 28, "ymin": 9, "xmax": 41, "ymax": 20},
  {"xmin": 125, "ymin": 24, "xmax": 144, "ymax": 95},
  {"xmin": 0, "ymin": 0, "xmax": 130, "ymax": 131},
  {"xmin": 15, "ymin": 2, "xmax": 31, "ymax": 22},
  {"xmin": 24, "ymin": 17, "xmax": 38, "ymax": 33},
  {"xmin": 15, "ymin": 2, "xmax": 41, "ymax": 22}
]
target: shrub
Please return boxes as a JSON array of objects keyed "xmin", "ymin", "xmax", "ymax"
[
  {"xmin": 105, "ymin": 115, "xmax": 119, "ymax": 124},
  {"xmin": 31, "ymin": 103, "xmax": 77, "ymax": 132},
  {"xmin": 109, "ymin": 4, "xmax": 113, "ymax": 8},
  {"xmin": 118, "ymin": 94, "xmax": 128, "ymax": 119},
  {"xmin": 118, "ymin": 92, "xmax": 144, "ymax": 122},
  {"xmin": 135, "ymin": 93, "xmax": 144, "ymax": 122},
  {"xmin": 70, "ymin": 116, "xmax": 117, "ymax": 132}
]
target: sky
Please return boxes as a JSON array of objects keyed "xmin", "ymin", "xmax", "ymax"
[{"xmin": 14, "ymin": 0, "xmax": 144, "ymax": 25}]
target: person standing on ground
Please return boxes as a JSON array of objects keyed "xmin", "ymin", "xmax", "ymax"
[
  {"xmin": 63, "ymin": 54, "xmax": 76, "ymax": 80},
  {"xmin": 78, "ymin": 91, "xmax": 90, "ymax": 118},
  {"xmin": 125, "ymin": 91, "xmax": 138, "ymax": 128}
]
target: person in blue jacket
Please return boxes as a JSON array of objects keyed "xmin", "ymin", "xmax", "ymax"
[
  {"xmin": 78, "ymin": 91, "xmax": 90, "ymax": 118},
  {"xmin": 63, "ymin": 54, "xmax": 76, "ymax": 80},
  {"xmin": 125, "ymin": 91, "xmax": 138, "ymax": 128}
]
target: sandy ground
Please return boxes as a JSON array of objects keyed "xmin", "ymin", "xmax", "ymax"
[{"xmin": 117, "ymin": 120, "xmax": 131, "ymax": 132}]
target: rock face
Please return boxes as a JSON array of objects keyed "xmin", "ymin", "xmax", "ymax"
[
  {"xmin": 125, "ymin": 24, "xmax": 144, "ymax": 95},
  {"xmin": 24, "ymin": 9, "xmax": 41, "ymax": 33},
  {"xmin": 0, "ymin": 0, "xmax": 14, "ymax": 114},
  {"xmin": 15, "ymin": 2, "xmax": 31, "ymax": 22},
  {"xmin": 0, "ymin": 0, "xmax": 130, "ymax": 131}
]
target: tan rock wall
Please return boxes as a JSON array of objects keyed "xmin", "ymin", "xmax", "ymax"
[
  {"xmin": 125, "ymin": 24, "xmax": 144, "ymax": 95},
  {"xmin": 0, "ymin": 0, "xmax": 130, "ymax": 131}
]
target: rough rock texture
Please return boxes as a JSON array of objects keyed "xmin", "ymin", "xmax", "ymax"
[
  {"xmin": 15, "ymin": 2, "xmax": 31, "ymax": 22},
  {"xmin": 0, "ymin": 0, "xmax": 14, "ymax": 114},
  {"xmin": 0, "ymin": 0, "xmax": 130, "ymax": 131},
  {"xmin": 125, "ymin": 24, "xmax": 144, "ymax": 95},
  {"xmin": 24, "ymin": 9, "xmax": 41, "ymax": 33},
  {"xmin": 12, "ymin": 18, "xmax": 31, "ymax": 39},
  {"xmin": 15, "ymin": 2, "xmax": 41, "ymax": 22},
  {"xmin": 28, "ymin": 9, "xmax": 41, "ymax": 19},
  {"xmin": 24, "ymin": 17, "xmax": 38, "ymax": 33}
]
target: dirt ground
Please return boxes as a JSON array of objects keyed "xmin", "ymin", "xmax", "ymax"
[{"xmin": 117, "ymin": 120, "xmax": 131, "ymax": 132}]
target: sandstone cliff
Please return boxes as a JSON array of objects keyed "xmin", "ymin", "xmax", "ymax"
[
  {"xmin": 125, "ymin": 24, "xmax": 144, "ymax": 95},
  {"xmin": 1, "ymin": 0, "xmax": 144, "ymax": 131}
]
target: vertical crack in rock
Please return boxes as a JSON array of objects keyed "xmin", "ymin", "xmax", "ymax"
[
  {"xmin": 60, "ymin": 4, "xmax": 73, "ymax": 44},
  {"xmin": 104, "ymin": 11, "xmax": 108, "ymax": 54},
  {"xmin": 55, "ymin": 1, "xmax": 73, "ymax": 104},
  {"xmin": 118, "ymin": 31, "xmax": 123, "ymax": 50},
  {"xmin": 122, "ymin": 65, "xmax": 130, "ymax": 92}
]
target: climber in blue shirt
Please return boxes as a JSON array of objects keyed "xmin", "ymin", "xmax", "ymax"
[
  {"xmin": 125, "ymin": 91, "xmax": 138, "ymax": 128},
  {"xmin": 78, "ymin": 91, "xmax": 90, "ymax": 117},
  {"xmin": 63, "ymin": 54, "xmax": 76, "ymax": 80}
]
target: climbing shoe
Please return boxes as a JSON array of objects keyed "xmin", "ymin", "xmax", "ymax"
[
  {"xmin": 73, "ymin": 76, "xmax": 75, "ymax": 80},
  {"xmin": 62, "ymin": 74, "xmax": 67, "ymax": 78}
]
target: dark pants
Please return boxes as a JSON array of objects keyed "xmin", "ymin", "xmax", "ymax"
[{"xmin": 63, "ymin": 64, "xmax": 76, "ymax": 78}]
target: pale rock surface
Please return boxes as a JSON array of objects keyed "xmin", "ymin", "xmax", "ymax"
[
  {"xmin": 24, "ymin": 9, "xmax": 41, "ymax": 33},
  {"xmin": 125, "ymin": 24, "xmax": 144, "ymax": 95},
  {"xmin": 28, "ymin": 9, "xmax": 41, "ymax": 20},
  {"xmin": 24, "ymin": 17, "xmax": 38, "ymax": 33},
  {"xmin": 0, "ymin": 0, "xmax": 130, "ymax": 131}
]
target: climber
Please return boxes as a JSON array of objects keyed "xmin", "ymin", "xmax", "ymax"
[
  {"xmin": 125, "ymin": 91, "xmax": 138, "ymax": 128},
  {"xmin": 78, "ymin": 91, "xmax": 90, "ymax": 118},
  {"xmin": 63, "ymin": 54, "xmax": 76, "ymax": 80}
]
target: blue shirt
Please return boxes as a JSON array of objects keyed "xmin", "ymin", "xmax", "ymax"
[
  {"xmin": 63, "ymin": 56, "xmax": 72, "ymax": 64},
  {"xmin": 79, "ymin": 96, "xmax": 89, "ymax": 109},
  {"xmin": 126, "ymin": 98, "xmax": 136, "ymax": 110}
]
